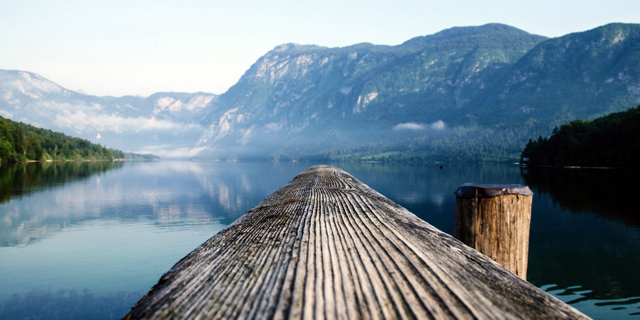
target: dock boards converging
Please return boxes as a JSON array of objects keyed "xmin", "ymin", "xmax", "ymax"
[{"xmin": 123, "ymin": 165, "xmax": 588, "ymax": 319}]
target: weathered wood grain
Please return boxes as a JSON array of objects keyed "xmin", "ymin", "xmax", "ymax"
[
  {"xmin": 454, "ymin": 185, "xmax": 533, "ymax": 280},
  {"xmin": 123, "ymin": 165, "xmax": 589, "ymax": 320}
]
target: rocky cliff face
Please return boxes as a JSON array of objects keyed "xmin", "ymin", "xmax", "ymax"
[
  {"xmin": 194, "ymin": 23, "xmax": 640, "ymax": 161},
  {"xmin": 196, "ymin": 24, "xmax": 552, "ymax": 159}
]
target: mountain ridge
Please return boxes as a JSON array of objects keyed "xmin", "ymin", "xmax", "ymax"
[
  {"xmin": 192, "ymin": 22, "xmax": 639, "ymax": 161},
  {"xmin": 2, "ymin": 23, "xmax": 639, "ymax": 161},
  {"xmin": 194, "ymin": 23, "xmax": 551, "ymax": 159},
  {"xmin": 0, "ymin": 69, "xmax": 217, "ymax": 157}
]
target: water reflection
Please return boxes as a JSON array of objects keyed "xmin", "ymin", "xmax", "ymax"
[
  {"xmin": 0, "ymin": 161, "xmax": 528, "ymax": 250},
  {"xmin": 0, "ymin": 161, "xmax": 123, "ymax": 204},
  {"xmin": 0, "ymin": 161, "xmax": 326, "ymax": 319},
  {"xmin": 0, "ymin": 161, "xmax": 321, "ymax": 247},
  {"xmin": 0, "ymin": 162, "xmax": 123, "ymax": 246},
  {"xmin": 542, "ymin": 284, "xmax": 640, "ymax": 319},
  {"xmin": 522, "ymin": 167, "xmax": 640, "ymax": 319},
  {"xmin": 521, "ymin": 167, "xmax": 640, "ymax": 228},
  {"xmin": 1, "ymin": 161, "xmax": 639, "ymax": 319},
  {"xmin": 0, "ymin": 289, "xmax": 143, "ymax": 320}
]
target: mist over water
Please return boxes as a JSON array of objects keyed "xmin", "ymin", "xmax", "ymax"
[{"xmin": 0, "ymin": 161, "xmax": 638, "ymax": 319}]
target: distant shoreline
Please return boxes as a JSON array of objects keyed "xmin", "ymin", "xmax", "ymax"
[
  {"xmin": 3, "ymin": 158, "xmax": 160, "ymax": 164},
  {"xmin": 520, "ymin": 163, "xmax": 637, "ymax": 170}
]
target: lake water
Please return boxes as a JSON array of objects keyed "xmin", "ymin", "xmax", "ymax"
[{"xmin": 0, "ymin": 161, "xmax": 639, "ymax": 319}]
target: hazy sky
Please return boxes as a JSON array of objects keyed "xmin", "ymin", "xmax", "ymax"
[{"xmin": 2, "ymin": 0, "xmax": 638, "ymax": 97}]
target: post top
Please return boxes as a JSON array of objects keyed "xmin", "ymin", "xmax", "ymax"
[{"xmin": 455, "ymin": 184, "xmax": 533, "ymax": 198}]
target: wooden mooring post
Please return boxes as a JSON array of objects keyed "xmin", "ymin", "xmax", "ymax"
[
  {"xmin": 454, "ymin": 184, "xmax": 533, "ymax": 280},
  {"xmin": 124, "ymin": 165, "xmax": 588, "ymax": 319}
]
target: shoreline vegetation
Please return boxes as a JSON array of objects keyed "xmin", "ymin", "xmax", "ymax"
[
  {"xmin": 521, "ymin": 105, "xmax": 640, "ymax": 169},
  {"xmin": 0, "ymin": 116, "xmax": 158, "ymax": 163}
]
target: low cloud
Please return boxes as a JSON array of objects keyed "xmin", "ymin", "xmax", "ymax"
[
  {"xmin": 393, "ymin": 122, "xmax": 426, "ymax": 130},
  {"xmin": 430, "ymin": 120, "xmax": 446, "ymax": 130},
  {"xmin": 53, "ymin": 109, "xmax": 202, "ymax": 134},
  {"xmin": 393, "ymin": 120, "xmax": 446, "ymax": 131},
  {"xmin": 137, "ymin": 145, "xmax": 211, "ymax": 158},
  {"xmin": 164, "ymin": 146, "xmax": 210, "ymax": 158}
]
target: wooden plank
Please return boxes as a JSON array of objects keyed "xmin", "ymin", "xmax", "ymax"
[
  {"xmin": 454, "ymin": 184, "xmax": 533, "ymax": 280},
  {"xmin": 123, "ymin": 165, "xmax": 589, "ymax": 319}
]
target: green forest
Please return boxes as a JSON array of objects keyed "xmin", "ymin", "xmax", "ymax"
[
  {"xmin": 0, "ymin": 116, "xmax": 119, "ymax": 162},
  {"xmin": 521, "ymin": 106, "xmax": 640, "ymax": 167}
]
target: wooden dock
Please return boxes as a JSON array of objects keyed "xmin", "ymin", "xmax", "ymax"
[{"xmin": 124, "ymin": 165, "xmax": 589, "ymax": 319}]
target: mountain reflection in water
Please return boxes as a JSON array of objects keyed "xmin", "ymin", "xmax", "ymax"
[
  {"xmin": 0, "ymin": 162, "xmax": 639, "ymax": 319},
  {"xmin": 0, "ymin": 161, "xmax": 123, "ymax": 246},
  {"xmin": 0, "ymin": 161, "xmax": 302, "ymax": 247}
]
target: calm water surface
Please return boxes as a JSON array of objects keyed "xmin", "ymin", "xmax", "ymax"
[{"xmin": 0, "ymin": 161, "xmax": 638, "ymax": 319}]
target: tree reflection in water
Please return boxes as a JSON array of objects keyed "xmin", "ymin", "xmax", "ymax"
[
  {"xmin": 522, "ymin": 166, "xmax": 640, "ymax": 318},
  {"xmin": 0, "ymin": 161, "xmax": 124, "ymax": 204}
]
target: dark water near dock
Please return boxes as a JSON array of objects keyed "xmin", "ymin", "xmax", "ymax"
[{"xmin": 0, "ymin": 161, "xmax": 638, "ymax": 319}]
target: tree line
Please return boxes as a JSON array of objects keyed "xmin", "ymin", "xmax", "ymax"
[
  {"xmin": 0, "ymin": 116, "xmax": 121, "ymax": 162},
  {"xmin": 521, "ymin": 105, "xmax": 640, "ymax": 167}
]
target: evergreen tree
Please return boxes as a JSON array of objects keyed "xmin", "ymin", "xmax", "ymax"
[
  {"xmin": 0, "ymin": 116, "xmax": 126, "ymax": 163},
  {"xmin": 521, "ymin": 106, "xmax": 640, "ymax": 167}
]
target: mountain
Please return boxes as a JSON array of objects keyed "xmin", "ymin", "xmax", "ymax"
[
  {"xmin": 469, "ymin": 23, "xmax": 640, "ymax": 129},
  {"xmin": 0, "ymin": 70, "xmax": 216, "ymax": 157},
  {"xmin": 196, "ymin": 24, "xmax": 549, "ymax": 160},
  {"xmin": 2, "ymin": 23, "xmax": 639, "ymax": 161},
  {"xmin": 195, "ymin": 23, "xmax": 640, "ymax": 161}
]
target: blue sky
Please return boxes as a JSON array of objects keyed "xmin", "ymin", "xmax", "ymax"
[{"xmin": 2, "ymin": 0, "xmax": 638, "ymax": 97}]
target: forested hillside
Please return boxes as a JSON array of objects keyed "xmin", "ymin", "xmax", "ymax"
[
  {"xmin": 521, "ymin": 106, "xmax": 640, "ymax": 167},
  {"xmin": 0, "ymin": 116, "xmax": 118, "ymax": 162},
  {"xmin": 194, "ymin": 23, "xmax": 640, "ymax": 162}
]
